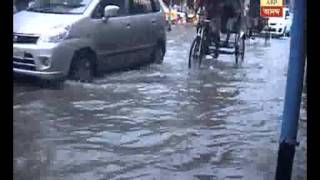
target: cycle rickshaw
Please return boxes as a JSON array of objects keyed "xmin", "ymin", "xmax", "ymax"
[{"xmin": 188, "ymin": 0, "xmax": 247, "ymax": 68}]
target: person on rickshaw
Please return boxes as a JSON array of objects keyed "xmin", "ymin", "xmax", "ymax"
[
  {"xmin": 247, "ymin": 0, "xmax": 267, "ymax": 39},
  {"xmin": 195, "ymin": 0, "xmax": 223, "ymax": 58},
  {"xmin": 221, "ymin": 0, "xmax": 242, "ymax": 47},
  {"xmin": 195, "ymin": 0, "xmax": 241, "ymax": 58}
]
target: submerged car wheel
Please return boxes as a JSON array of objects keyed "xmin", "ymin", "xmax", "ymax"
[
  {"xmin": 153, "ymin": 45, "xmax": 164, "ymax": 64},
  {"xmin": 69, "ymin": 51, "xmax": 94, "ymax": 82}
]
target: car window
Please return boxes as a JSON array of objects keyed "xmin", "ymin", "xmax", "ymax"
[
  {"xmin": 129, "ymin": 0, "xmax": 152, "ymax": 14},
  {"xmin": 92, "ymin": 0, "xmax": 126, "ymax": 19}
]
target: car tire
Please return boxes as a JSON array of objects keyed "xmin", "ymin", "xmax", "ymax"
[
  {"xmin": 69, "ymin": 51, "xmax": 94, "ymax": 82},
  {"xmin": 152, "ymin": 45, "xmax": 164, "ymax": 64}
]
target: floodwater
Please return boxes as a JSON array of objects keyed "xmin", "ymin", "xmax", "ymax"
[{"xmin": 13, "ymin": 25, "xmax": 306, "ymax": 180}]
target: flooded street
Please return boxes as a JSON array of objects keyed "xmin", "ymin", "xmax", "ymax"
[{"xmin": 14, "ymin": 25, "xmax": 306, "ymax": 180}]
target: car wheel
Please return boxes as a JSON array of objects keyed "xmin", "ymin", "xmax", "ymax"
[
  {"xmin": 152, "ymin": 45, "xmax": 164, "ymax": 64},
  {"xmin": 69, "ymin": 52, "xmax": 94, "ymax": 82}
]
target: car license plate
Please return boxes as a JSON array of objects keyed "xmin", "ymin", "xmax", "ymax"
[{"xmin": 13, "ymin": 49, "xmax": 24, "ymax": 58}]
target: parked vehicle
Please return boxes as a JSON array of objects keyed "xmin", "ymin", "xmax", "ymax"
[
  {"xmin": 13, "ymin": 0, "xmax": 167, "ymax": 82},
  {"xmin": 263, "ymin": 7, "xmax": 292, "ymax": 37}
]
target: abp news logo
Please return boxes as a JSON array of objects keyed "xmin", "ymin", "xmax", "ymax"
[{"xmin": 260, "ymin": 0, "xmax": 285, "ymax": 17}]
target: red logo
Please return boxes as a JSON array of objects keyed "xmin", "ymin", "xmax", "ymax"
[{"xmin": 260, "ymin": 6, "xmax": 283, "ymax": 17}]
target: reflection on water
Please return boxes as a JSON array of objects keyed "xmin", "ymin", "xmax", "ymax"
[{"xmin": 14, "ymin": 26, "xmax": 306, "ymax": 180}]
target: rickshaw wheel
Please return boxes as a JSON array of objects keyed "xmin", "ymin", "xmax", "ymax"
[
  {"xmin": 239, "ymin": 36, "xmax": 245, "ymax": 62},
  {"xmin": 188, "ymin": 37, "xmax": 202, "ymax": 68},
  {"xmin": 235, "ymin": 33, "xmax": 245, "ymax": 64},
  {"xmin": 235, "ymin": 34, "xmax": 239, "ymax": 64}
]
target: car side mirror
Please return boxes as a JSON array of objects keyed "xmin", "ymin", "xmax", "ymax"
[{"xmin": 103, "ymin": 5, "xmax": 120, "ymax": 22}]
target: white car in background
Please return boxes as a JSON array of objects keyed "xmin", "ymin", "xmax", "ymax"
[{"xmin": 265, "ymin": 7, "xmax": 293, "ymax": 37}]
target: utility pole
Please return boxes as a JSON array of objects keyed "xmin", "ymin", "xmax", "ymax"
[{"xmin": 275, "ymin": 0, "xmax": 306, "ymax": 179}]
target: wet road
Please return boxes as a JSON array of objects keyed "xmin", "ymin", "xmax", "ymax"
[{"xmin": 14, "ymin": 25, "xmax": 306, "ymax": 180}]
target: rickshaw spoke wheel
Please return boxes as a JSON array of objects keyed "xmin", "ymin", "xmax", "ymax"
[
  {"xmin": 239, "ymin": 36, "xmax": 245, "ymax": 62},
  {"xmin": 188, "ymin": 38, "xmax": 202, "ymax": 68},
  {"xmin": 234, "ymin": 34, "xmax": 240, "ymax": 64}
]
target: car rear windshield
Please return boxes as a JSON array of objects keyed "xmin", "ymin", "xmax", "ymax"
[{"xmin": 27, "ymin": 0, "xmax": 93, "ymax": 14}]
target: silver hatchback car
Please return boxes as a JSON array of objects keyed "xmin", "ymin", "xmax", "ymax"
[{"xmin": 13, "ymin": 0, "xmax": 166, "ymax": 81}]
